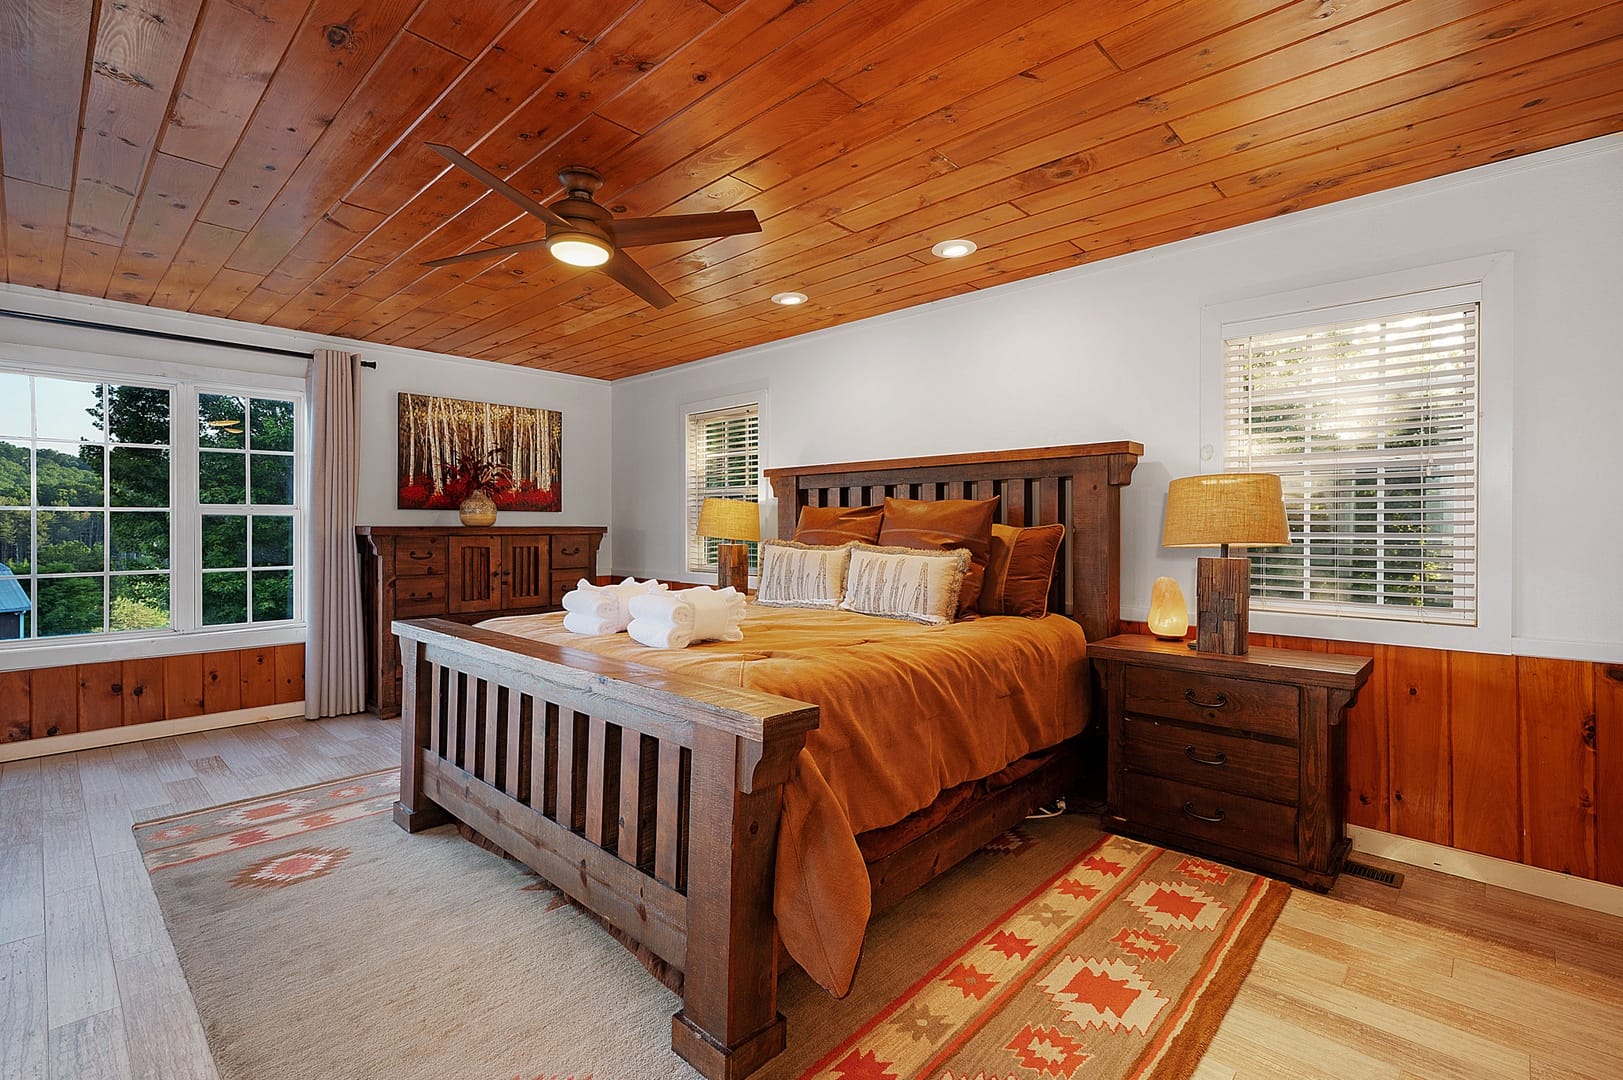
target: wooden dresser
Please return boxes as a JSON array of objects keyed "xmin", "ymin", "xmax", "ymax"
[
  {"xmin": 356, "ymin": 525, "xmax": 606, "ymax": 718},
  {"xmin": 1089, "ymin": 634, "xmax": 1373, "ymax": 889}
]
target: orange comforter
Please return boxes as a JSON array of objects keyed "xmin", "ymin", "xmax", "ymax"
[{"xmin": 480, "ymin": 603, "xmax": 1089, "ymax": 994}]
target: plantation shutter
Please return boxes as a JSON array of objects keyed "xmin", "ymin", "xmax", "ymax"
[
  {"xmin": 1222, "ymin": 293, "xmax": 1479, "ymax": 624},
  {"xmin": 686, "ymin": 403, "xmax": 759, "ymax": 572}
]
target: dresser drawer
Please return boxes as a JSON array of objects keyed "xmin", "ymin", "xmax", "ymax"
[
  {"xmin": 551, "ymin": 535, "xmax": 594, "ymax": 569},
  {"xmin": 552, "ymin": 572, "xmax": 585, "ymax": 604},
  {"xmin": 1124, "ymin": 717, "xmax": 1299, "ymax": 805},
  {"xmin": 1123, "ymin": 666, "xmax": 1300, "ymax": 740},
  {"xmin": 1123, "ymin": 773, "xmax": 1299, "ymax": 864},
  {"xmin": 395, "ymin": 576, "xmax": 448, "ymax": 616},
  {"xmin": 395, "ymin": 539, "xmax": 447, "ymax": 576}
]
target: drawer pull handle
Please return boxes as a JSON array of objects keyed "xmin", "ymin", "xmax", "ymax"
[
  {"xmin": 1181, "ymin": 801, "xmax": 1226, "ymax": 824},
  {"xmin": 1183, "ymin": 745, "xmax": 1227, "ymax": 767},
  {"xmin": 561, "ymin": 546, "xmax": 581, "ymax": 556},
  {"xmin": 1184, "ymin": 689, "xmax": 1228, "ymax": 709},
  {"xmin": 408, "ymin": 552, "xmax": 431, "ymax": 561}
]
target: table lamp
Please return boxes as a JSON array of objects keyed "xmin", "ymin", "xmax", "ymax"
[
  {"xmin": 1161, "ymin": 473, "xmax": 1289, "ymax": 655},
  {"xmin": 697, "ymin": 497, "xmax": 759, "ymax": 592}
]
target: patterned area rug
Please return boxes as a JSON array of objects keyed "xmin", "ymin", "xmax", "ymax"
[{"xmin": 136, "ymin": 772, "xmax": 1286, "ymax": 1080}]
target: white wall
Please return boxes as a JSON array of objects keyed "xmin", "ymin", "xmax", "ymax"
[
  {"xmin": 610, "ymin": 135, "xmax": 1623, "ymax": 663},
  {"xmin": 0, "ymin": 285, "xmax": 616, "ymax": 582}
]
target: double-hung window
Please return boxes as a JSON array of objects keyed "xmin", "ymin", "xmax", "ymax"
[
  {"xmin": 1221, "ymin": 287, "xmax": 1480, "ymax": 625},
  {"xmin": 685, "ymin": 402, "xmax": 760, "ymax": 574},
  {"xmin": 0, "ymin": 363, "xmax": 302, "ymax": 648}
]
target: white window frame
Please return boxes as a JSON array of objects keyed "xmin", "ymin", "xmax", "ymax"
[
  {"xmin": 681, "ymin": 391, "xmax": 765, "ymax": 579},
  {"xmin": 0, "ymin": 346, "xmax": 307, "ymax": 672},
  {"xmin": 1199, "ymin": 254, "xmax": 1513, "ymax": 652}
]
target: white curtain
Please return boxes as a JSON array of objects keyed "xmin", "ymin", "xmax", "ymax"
[{"xmin": 304, "ymin": 348, "xmax": 365, "ymax": 718}]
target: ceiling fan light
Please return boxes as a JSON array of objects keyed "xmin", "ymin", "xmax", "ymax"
[
  {"xmin": 548, "ymin": 230, "xmax": 612, "ymax": 267},
  {"xmin": 771, "ymin": 291, "xmax": 808, "ymax": 306},
  {"xmin": 931, "ymin": 238, "xmax": 977, "ymax": 259}
]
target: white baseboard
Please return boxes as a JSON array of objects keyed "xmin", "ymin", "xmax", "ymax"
[
  {"xmin": 1348, "ymin": 824, "xmax": 1623, "ymax": 919},
  {"xmin": 0, "ymin": 702, "xmax": 306, "ymax": 762}
]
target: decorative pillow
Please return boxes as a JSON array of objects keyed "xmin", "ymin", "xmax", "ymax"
[
  {"xmin": 979, "ymin": 523, "xmax": 1065, "ymax": 617},
  {"xmin": 840, "ymin": 543, "xmax": 969, "ymax": 625},
  {"xmin": 877, "ymin": 496, "xmax": 999, "ymax": 619},
  {"xmin": 755, "ymin": 539, "xmax": 852, "ymax": 609},
  {"xmin": 793, "ymin": 504, "xmax": 884, "ymax": 546}
]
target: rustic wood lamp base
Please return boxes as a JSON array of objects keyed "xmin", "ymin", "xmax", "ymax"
[
  {"xmin": 1194, "ymin": 555, "xmax": 1252, "ymax": 655},
  {"xmin": 716, "ymin": 543, "xmax": 750, "ymax": 593}
]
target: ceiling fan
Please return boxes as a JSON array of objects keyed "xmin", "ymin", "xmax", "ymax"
[{"xmin": 421, "ymin": 143, "xmax": 762, "ymax": 309}]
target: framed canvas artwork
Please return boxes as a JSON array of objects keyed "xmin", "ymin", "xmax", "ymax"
[{"xmin": 397, "ymin": 393, "xmax": 562, "ymax": 511}]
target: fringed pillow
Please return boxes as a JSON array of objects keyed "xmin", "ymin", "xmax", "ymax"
[
  {"xmin": 755, "ymin": 540, "xmax": 852, "ymax": 610},
  {"xmin": 840, "ymin": 544, "xmax": 970, "ymax": 625}
]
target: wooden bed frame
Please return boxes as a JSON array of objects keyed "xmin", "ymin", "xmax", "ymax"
[{"xmin": 391, "ymin": 441, "xmax": 1140, "ymax": 1078}]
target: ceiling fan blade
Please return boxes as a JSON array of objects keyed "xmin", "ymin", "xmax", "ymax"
[
  {"xmin": 601, "ymin": 250, "xmax": 675, "ymax": 309},
  {"xmin": 427, "ymin": 143, "xmax": 570, "ymax": 229},
  {"xmin": 422, "ymin": 238, "xmax": 552, "ymax": 268},
  {"xmin": 606, "ymin": 210, "xmax": 762, "ymax": 248}
]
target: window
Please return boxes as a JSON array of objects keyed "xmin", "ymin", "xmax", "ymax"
[
  {"xmin": 685, "ymin": 402, "xmax": 759, "ymax": 574},
  {"xmin": 1221, "ymin": 290, "xmax": 1479, "ymax": 625},
  {"xmin": 0, "ymin": 364, "xmax": 301, "ymax": 646}
]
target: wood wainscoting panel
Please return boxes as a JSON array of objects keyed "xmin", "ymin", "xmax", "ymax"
[
  {"xmin": 1329, "ymin": 639, "xmax": 1388, "ymax": 832},
  {"xmin": 1518, "ymin": 656, "xmax": 1597, "ymax": 879},
  {"xmin": 163, "ymin": 653, "xmax": 206, "ymax": 720},
  {"xmin": 1, "ymin": 671, "xmax": 31, "ymax": 742},
  {"xmin": 273, "ymin": 644, "xmax": 305, "ymax": 705},
  {"xmin": 77, "ymin": 663, "xmax": 124, "ymax": 732},
  {"xmin": 1596, "ymin": 664, "xmax": 1623, "ymax": 887},
  {"xmin": 1385, "ymin": 645, "xmax": 1453, "ymax": 847},
  {"xmin": 1449, "ymin": 651, "xmax": 1521, "ymax": 862},
  {"xmin": 30, "ymin": 667, "xmax": 78, "ymax": 739},
  {"xmin": 238, "ymin": 649, "xmax": 276, "ymax": 710},
  {"xmin": 202, "ymin": 652, "xmax": 243, "ymax": 715},
  {"xmin": 120, "ymin": 659, "xmax": 167, "ymax": 727}
]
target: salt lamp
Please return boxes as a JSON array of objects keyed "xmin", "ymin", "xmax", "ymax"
[{"xmin": 1147, "ymin": 576, "xmax": 1189, "ymax": 639}]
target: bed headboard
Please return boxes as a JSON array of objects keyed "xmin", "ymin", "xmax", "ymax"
[{"xmin": 763, "ymin": 442, "xmax": 1142, "ymax": 642}]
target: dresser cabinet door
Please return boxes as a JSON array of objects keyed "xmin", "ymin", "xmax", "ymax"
[
  {"xmin": 448, "ymin": 536, "xmax": 502, "ymax": 613},
  {"xmin": 501, "ymin": 536, "xmax": 552, "ymax": 607}
]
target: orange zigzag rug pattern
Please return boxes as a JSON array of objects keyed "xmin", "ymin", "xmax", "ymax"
[{"xmin": 799, "ymin": 834, "xmax": 1289, "ymax": 1080}]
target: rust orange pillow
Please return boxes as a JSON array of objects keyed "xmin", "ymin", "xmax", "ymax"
[
  {"xmin": 877, "ymin": 496, "xmax": 999, "ymax": 619},
  {"xmin": 793, "ymin": 504, "xmax": 885, "ymax": 546},
  {"xmin": 979, "ymin": 522, "xmax": 1065, "ymax": 617}
]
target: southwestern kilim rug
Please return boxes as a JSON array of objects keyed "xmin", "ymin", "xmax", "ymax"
[{"xmin": 135, "ymin": 771, "xmax": 1288, "ymax": 1080}]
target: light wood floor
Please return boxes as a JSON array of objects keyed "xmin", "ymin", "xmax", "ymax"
[{"xmin": 3, "ymin": 715, "xmax": 1620, "ymax": 1079}]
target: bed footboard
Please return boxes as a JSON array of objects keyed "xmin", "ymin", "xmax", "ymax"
[{"xmin": 391, "ymin": 618, "xmax": 818, "ymax": 1079}]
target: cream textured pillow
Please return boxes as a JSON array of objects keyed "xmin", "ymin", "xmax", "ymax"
[
  {"xmin": 755, "ymin": 540, "xmax": 852, "ymax": 609},
  {"xmin": 840, "ymin": 544, "xmax": 970, "ymax": 625}
]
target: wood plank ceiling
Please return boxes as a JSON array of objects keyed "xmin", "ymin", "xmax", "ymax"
[{"xmin": 1, "ymin": 1, "xmax": 1620, "ymax": 380}]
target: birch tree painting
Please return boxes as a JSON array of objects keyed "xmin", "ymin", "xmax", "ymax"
[{"xmin": 397, "ymin": 393, "xmax": 562, "ymax": 510}]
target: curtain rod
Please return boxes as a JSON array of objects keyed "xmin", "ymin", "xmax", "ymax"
[{"xmin": 0, "ymin": 308, "xmax": 377, "ymax": 367}]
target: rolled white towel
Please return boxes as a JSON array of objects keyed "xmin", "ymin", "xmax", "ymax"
[
  {"xmin": 562, "ymin": 611, "xmax": 621, "ymax": 637},
  {"xmin": 562, "ymin": 586, "xmax": 619, "ymax": 620},
  {"xmin": 560, "ymin": 577, "xmax": 669, "ymax": 633},
  {"xmin": 626, "ymin": 587, "xmax": 745, "ymax": 648}
]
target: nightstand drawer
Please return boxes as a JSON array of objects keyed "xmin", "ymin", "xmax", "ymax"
[
  {"xmin": 552, "ymin": 536, "xmax": 593, "ymax": 569},
  {"xmin": 1123, "ymin": 774, "xmax": 1298, "ymax": 864},
  {"xmin": 1123, "ymin": 717, "xmax": 1299, "ymax": 804},
  {"xmin": 396, "ymin": 576, "xmax": 448, "ymax": 615},
  {"xmin": 395, "ymin": 539, "xmax": 447, "ymax": 576},
  {"xmin": 1123, "ymin": 666, "xmax": 1299, "ymax": 740}
]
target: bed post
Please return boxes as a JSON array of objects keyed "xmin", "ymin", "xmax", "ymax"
[
  {"xmin": 671, "ymin": 724, "xmax": 800, "ymax": 1079},
  {"xmin": 393, "ymin": 636, "xmax": 449, "ymax": 833}
]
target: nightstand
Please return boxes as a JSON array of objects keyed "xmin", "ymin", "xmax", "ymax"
[{"xmin": 1089, "ymin": 634, "xmax": 1373, "ymax": 890}]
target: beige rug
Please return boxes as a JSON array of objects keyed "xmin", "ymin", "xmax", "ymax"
[{"xmin": 136, "ymin": 771, "xmax": 1284, "ymax": 1079}]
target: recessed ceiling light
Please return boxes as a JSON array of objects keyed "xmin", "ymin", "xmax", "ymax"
[
  {"xmin": 931, "ymin": 238, "xmax": 977, "ymax": 259},
  {"xmin": 771, "ymin": 291, "xmax": 808, "ymax": 306}
]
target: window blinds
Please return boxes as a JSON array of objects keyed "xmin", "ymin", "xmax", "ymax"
[
  {"xmin": 685, "ymin": 403, "xmax": 759, "ymax": 572},
  {"xmin": 1222, "ymin": 302, "xmax": 1479, "ymax": 624}
]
